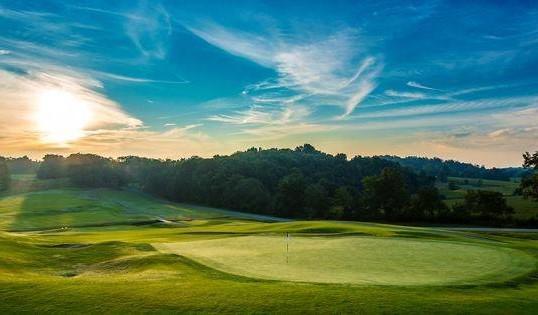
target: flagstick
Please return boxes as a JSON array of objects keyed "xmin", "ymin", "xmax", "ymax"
[{"xmin": 286, "ymin": 232, "xmax": 289, "ymax": 264}]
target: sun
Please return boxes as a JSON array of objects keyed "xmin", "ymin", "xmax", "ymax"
[{"xmin": 35, "ymin": 89, "xmax": 92, "ymax": 145}]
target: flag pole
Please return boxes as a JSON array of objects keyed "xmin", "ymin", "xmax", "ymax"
[{"xmin": 286, "ymin": 232, "xmax": 289, "ymax": 264}]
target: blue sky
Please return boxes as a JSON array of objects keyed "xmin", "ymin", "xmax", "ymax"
[{"xmin": 0, "ymin": 0, "xmax": 537, "ymax": 166}]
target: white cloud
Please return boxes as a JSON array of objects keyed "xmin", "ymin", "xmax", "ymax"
[
  {"xmin": 0, "ymin": 69, "xmax": 142, "ymax": 151},
  {"xmin": 70, "ymin": 3, "xmax": 173, "ymax": 60},
  {"xmin": 124, "ymin": 3, "xmax": 172, "ymax": 59},
  {"xmin": 0, "ymin": 68, "xmax": 216, "ymax": 158},
  {"xmin": 208, "ymin": 105, "xmax": 309, "ymax": 127},
  {"xmin": 0, "ymin": 49, "xmax": 10, "ymax": 55},
  {"xmin": 70, "ymin": 125, "xmax": 220, "ymax": 160},
  {"xmin": 93, "ymin": 71, "xmax": 189, "ymax": 84},
  {"xmin": 353, "ymin": 95, "xmax": 538, "ymax": 120},
  {"xmin": 186, "ymin": 22, "xmax": 274, "ymax": 67},
  {"xmin": 188, "ymin": 22, "xmax": 381, "ymax": 119},
  {"xmin": 384, "ymin": 89, "xmax": 426, "ymax": 99},
  {"xmin": 488, "ymin": 128, "xmax": 511, "ymax": 138},
  {"xmin": 406, "ymin": 81, "xmax": 440, "ymax": 91},
  {"xmin": 239, "ymin": 123, "xmax": 335, "ymax": 141},
  {"xmin": 342, "ymin": 80, "xmax": 376, "ymax": 118}
]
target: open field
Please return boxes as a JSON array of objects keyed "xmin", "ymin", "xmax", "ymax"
[
  {"xmin": 1, "ymin": 179, "xmax": 538, "ymax": 313},
  {"xmin": 438, "ymin": 177, "xmax": 538, "ymax": 220}
]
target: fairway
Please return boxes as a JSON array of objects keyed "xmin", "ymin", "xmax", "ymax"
[
  {"xmin": 0, "ymin": 188, "xmax": 284, "ymax": 231},
  {"xmin": 156, "ymin": 235, "xmax": 535, "ymax": 286}
]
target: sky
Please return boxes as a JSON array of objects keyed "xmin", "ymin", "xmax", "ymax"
[{"xmin": 0, "ymin": 0, "xmax": 537, "ymax": 167}]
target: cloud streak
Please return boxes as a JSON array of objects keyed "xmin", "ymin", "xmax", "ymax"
[
  {"xmin": 188, "ymin": 22, "xmax": 381, "ymax": 120},
  {"xmin": 407, "ymin": 81, "xmax": 441, "ymax": 91},
  {"xmin": 384, "ymin": 89, "xmax": 426, "ymax": 99}
]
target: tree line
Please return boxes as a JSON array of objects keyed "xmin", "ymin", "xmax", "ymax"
[
  {"xmin": 32, "ymin": 144, "xmax": 534, "ymax": 225},
  {"xmin": 4, "ymin": 156, "xmax": 39, "ymax": 174},
  {"xmin": 382, "ymin": 155, "xmax": 530, "ymax": 181}
]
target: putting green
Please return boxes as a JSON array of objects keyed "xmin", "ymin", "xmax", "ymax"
[{"xmin": 155, "ymin": 235, "xmax": 535, "ymax": 285}]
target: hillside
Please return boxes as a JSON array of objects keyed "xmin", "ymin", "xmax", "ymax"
[{"xmin": 437, "ymin": 177, "xmax": 538, "ymax": 221}]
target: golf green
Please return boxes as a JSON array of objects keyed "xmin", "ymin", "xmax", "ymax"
[{"xmin": 155, "ymin": 235, "xmax": 535, "ymax": 286}]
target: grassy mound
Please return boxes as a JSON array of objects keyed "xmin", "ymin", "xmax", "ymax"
[{"xmin": 156, "ymin": 235, "xmax": 535, "ymax": 286}]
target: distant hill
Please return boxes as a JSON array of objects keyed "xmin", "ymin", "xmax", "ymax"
[{"xmin": 380, "ymin": 156, "xmax": 530, "ymax": 181}]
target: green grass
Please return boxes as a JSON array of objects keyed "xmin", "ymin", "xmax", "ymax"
[
  {"xmin": 0, "ymin": 188, "xmax": 283, "ymax": 231},
  {"xmin": 1, "ymin": 222, "xmax": 538, "ymax": 314},
  {"xmin": 1, "ymin": 177, "xmax": 538, "ymax": 313},
  {"xmin": 438, "ymin": 177, "xmax": 538, "ymax": 220},
  {"xmin": 155, "ymin": 235, "xmax": 534, "ymax": 285}
]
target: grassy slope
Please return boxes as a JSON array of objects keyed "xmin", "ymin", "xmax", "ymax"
[
  {"xmin": 438, "ymin": 177, "xmax": 538, "ymax": 220},
  {"xmin": 0, "ymin": 188, "xmax": 283, "ymax": 231},
  {"xmin": 0, "ymin": 176, "xmax": 537, "ymax": 314}
]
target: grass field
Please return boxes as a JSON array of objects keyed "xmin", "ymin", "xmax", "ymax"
[
  {"xmin": 438, "ymin": 177, "xmax": 538, "ymax": 220},
  {"xmin": 1, "ymin": 176, "xmax": 538, "ymax": 314}
]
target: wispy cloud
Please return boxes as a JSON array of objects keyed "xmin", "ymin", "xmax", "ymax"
[
  {"xmin": 352, "ymin": 95, "xmax": 538, "ymax": 120},
  {"xmin": 208, "ymin": 105, "xmax": 309, "ymax": 126},
  {"xmin": 239, "ymin": 123, "xmax": 335, "ymax": 141},
  {"xmin": 341, "ymin": 79, "xmax": 377, "ymax": 118},
  {"xmin": 71, "ymin": 124, "xmax": 219, "ymax": 160},
  {"xmin": 407, "ymin": 81, "xmax": 440, "ymax": 91},
  {"xmin": 384, "ymin": 89, "xmax": 426, "ymax": 99},
  {"xmin": 71, "ymin": 3, "xmax": 173, "ymax": 60},
  {"xmin": 124, "ymin": 2, "xmax": 172, "ymax": 59},
  {"xmin": 93, "ymin": 71, "xmax": 189, "ymax": 84},
  {"xmin": 188, "ymin": 22, "xmax": 381, "ymax": 120}
]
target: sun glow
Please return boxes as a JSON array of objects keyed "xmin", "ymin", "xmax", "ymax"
[{"xmin": 35, "ymin": 89, "xmax": 92, "ymax": 145}]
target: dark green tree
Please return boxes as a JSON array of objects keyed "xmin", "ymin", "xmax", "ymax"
[
  {"xmin": 520, "ymin": 151, "xmax": 538, "ymax": 201},
  {"xmin": 332, "ymin": 186, "xmax": 354, "ymax": 219},
  {"xmin": 0, "ymin": 158, "xmax": 10, "ymax": 191},
  {"xmin": 409, "ymin": 187, "xmax": 447, "ymax": 219},
  {"xmin": 303, "ymin": 183, "xmax": 330, "ymax": 218},
  {"xmin": 66, "ymin": 154, "xmax": 126, "ymax": 188},
  {"xmin": 457, "ymin": 190, "xmax": 514, "ymax": 219},
  {"xmin": 276, "ymin": 172, "xmax": 306, "ymax": 217},
  {"xmin": 6, "ymin": 156, "xmax": 38, "ymax": 174},
  {"xmin": 226, "ymin": 177, "xmax": 271, "ymax": 213},
  {"xmin": 361, "ymin": 167, "xmax": 409, "ymax": 219},
  {"xmin": 37, "ymin": 154, "xmax": 67, "ymax": 179}
]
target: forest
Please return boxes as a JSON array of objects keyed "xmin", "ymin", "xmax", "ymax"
[
  {"xmin": 382, "ymin": 155, "xmax": 530, "ymax": 181},
  {"xmin": 1, "ymin": 145, "xmax": 533, "ymax": 225}
]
